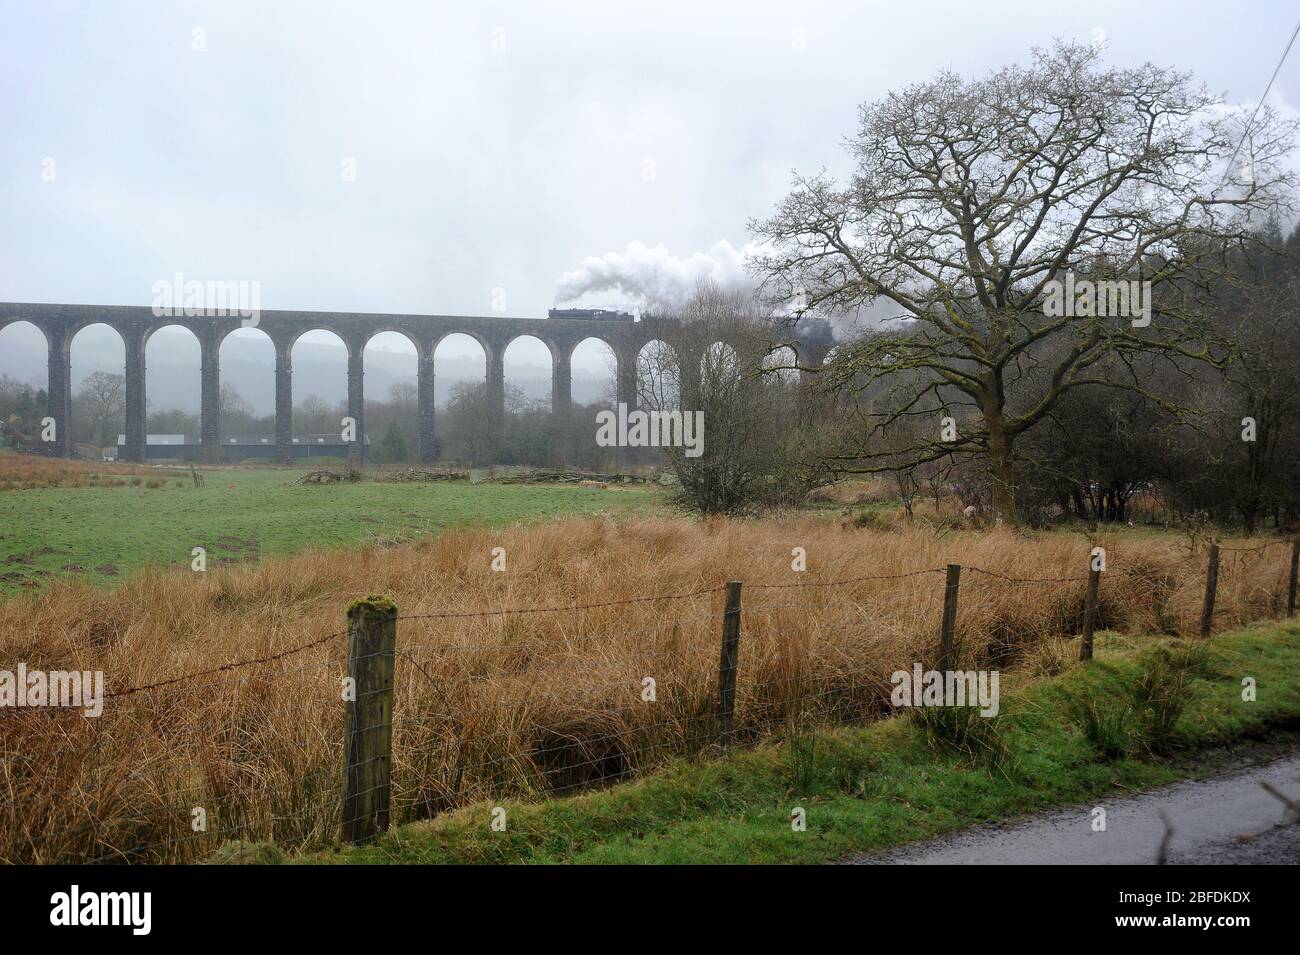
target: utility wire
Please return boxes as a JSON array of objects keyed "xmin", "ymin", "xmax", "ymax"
[{"xmin": 1220, "ymin": 13, "xmax": 1300, "ymax": 189}]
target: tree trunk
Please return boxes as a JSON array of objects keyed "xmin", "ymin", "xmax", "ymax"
[
  {"xmin": 986, "ymin": 424, "xmax": 1018, "ymax": 525},
  {"xmin": 1070, "ymin": 486, "xmax": 1088, "ymax": 520}
]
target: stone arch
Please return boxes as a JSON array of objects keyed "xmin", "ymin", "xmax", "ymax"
[
  {"xmin": 363, "ymin": 330, "xmax": 420, "ymax": 463},
  {"xmin": 62, "ymin": 317, "xmax": 126, "ymax": 355},
  {"xmin": 762, "ymin": 343, "xmax": 801, "ymax": 386},
  {"xmin": 363, "ymin": 327, "xmax": 422, "ymax": 358},
  {"xmin": 0, "ymin": 315, "xmax": 47, "ymax": 342},
  {"xmin": 219, "ymin": 326, "xmax": 276, "ymax": 443},
  {"xmin": 143, "ymin": 323, "xmax": 202, "ymax": 447},
  {"xmin": 289, "ymin": 328, "xmax": 350, "ymax": 441},
  {"xmin": 702, "ymin": 340, "xmax": 741, "ymax": 381},
  {"xmin": 566, "ymin": 333, "xmax": 617, "ymax": 358},
  {"xmin": 432, "ymin": 332, "xmax": 491, "ymax": 465},
  {"xmin": 432, "ymin": 332, "xmax": 489, "ymax": 401},
  {"xmin": 635, "ymin": 338, "xmax": 681, "ymax": 409},
  {"xmin": 286, "ymin": 325, "xmax": 356, "ymax": 358},
  {"xmin": 570, "ymin": 336, "xmax": 618, "ymax": 408},
  {"xmin": 0, "ymin": 321, "xmax": 49, "ymax": 446},
  {"xmin": 67, "ymin": 323, "xmax": 126, "ymax": 453},
  {"xmin": 502, "ymin": 333, "xmax": 556, "ymax": 412},
  {"xmin": 142, "ymin": 317, "xmax": 202, "ymax": 348},
  {"xmin": 0, "ymin": 319, "xmax": 48, "ymax": 387}
]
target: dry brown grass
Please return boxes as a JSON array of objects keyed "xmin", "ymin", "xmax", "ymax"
[
  {"xmin": 0, "ymin": 516, "xmax": 1293, "ymax": 863},
  {"xmin": 0, "ymin": 452, "xmax": 187, "ymax": 491},
  {"xmin": 805, "ymin": 477, "xmax": 897, "ymax": 505}
]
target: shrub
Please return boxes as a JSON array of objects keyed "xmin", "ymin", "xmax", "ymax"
[
  {"xmin": 910, "ymin": 704, "xmax": 1012, "ymax": 773},
  {"xmin": 1160, "ymin": 640, "xmax": 1221, "ymax": 680},
  {"xmin": 850, "ymin": 508, "xmax": 896, "ymax": 532},
  {"xmin": 785, "ymin": 718, "xmax": 821, "ymax": 794},
  {"xmin": 1028, "ymin": 637, "xmax": 1077, "ymax": 678},
  {"xmin": 1064, "ymin": 686, "xmax": 1130, "ymax": 760},
  {"xmin": 1126, "ymin": 646, "xmax": 1192, "ymax": 754}
]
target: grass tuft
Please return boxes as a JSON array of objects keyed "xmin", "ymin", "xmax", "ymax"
[
  {"xmin": 909, "ymin": 704, "xmax": 1014, "ymax": 773},
  {"xmin": 1126, "ymin": 645, "xmax": 1194, "ymax": 754},
  {"xmin": 1064, "ymin": 685, "xmax": 1131, "ymax": 761}
]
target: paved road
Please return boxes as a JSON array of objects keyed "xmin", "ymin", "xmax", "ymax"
[{"xmin": 853, "ymin": 753, "xmax": 1300, "ymax": 865}]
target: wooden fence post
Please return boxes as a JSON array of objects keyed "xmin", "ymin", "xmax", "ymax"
[
  {"xmin": 1080, "ymin": 561, "xmax": 1102, "ymax": 662},
  {"xmin": 717, "ymin": 581, "xmax": 743, "ymax": 749},
  {"xmin": 1199, "ymin": 544, "xmax": 1220, "ymax": 639},
  {"xmin": 1288, "ymin": 538, "xmax": 1299, "ymax": 618},
  {"xmin": 341, "ymin": 595, "xmax": 397, "ymax": 845},
  {"xmin": 940, "ymin": 564, "xmax": 961, "ymax": 671}
]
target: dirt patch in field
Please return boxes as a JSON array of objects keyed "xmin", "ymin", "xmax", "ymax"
[
  {"xmin": 3, "ymin": 546, "xmax": 65, "ymax": 566},
  {"xmin": 207, "ymin": 537, "xmax": 262, "ymax": 567}
]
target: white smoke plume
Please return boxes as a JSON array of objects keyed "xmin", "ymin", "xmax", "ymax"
[
  {"xmin": 554, "ymin": 240, "xmax": 762, "ymax": 311},
  {"xmin": 554, "ymin": 239, "xmax": 891, "ymax": 345}
]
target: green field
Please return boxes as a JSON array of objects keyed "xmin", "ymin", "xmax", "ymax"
[{"xmin": 0, "ymin": 468, "xmax": 660, "ymax": 596}]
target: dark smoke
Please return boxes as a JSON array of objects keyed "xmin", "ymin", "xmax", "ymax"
[{"xmin": 791, "ymin": 316, "xmax": 836, "ymax": 350}]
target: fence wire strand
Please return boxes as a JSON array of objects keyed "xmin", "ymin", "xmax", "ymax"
[{"xmin": 3, "ymin": 539, "xmax": 1295, "ymax": 863}]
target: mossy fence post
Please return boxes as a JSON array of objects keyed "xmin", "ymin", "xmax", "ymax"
[
  {"xmin": 1288, "ymin": 538, "xmax": 1299, "ymax": 618},
  {"xmin": 939, "ymin": 564, "xmax": 961, "ymax": 671},
  {"xmin": 1199, "ymin": 544, "xmax": 1220, "ymax": 639},
  {"xmin": 341, "ymin": 595, "xmax": 397, "ymax": 845},
  {"xmin": 717, "ymin": 581, "xmax": 743, "ymax": 749},
  {"xmin": 1080, "ymin": 560, "xmax": 1102, "ymax": 662}
]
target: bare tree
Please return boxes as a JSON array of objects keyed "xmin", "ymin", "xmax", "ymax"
[
  {"xmin": 388, "ymin": 381, "xmax": 417, "ymax": 412},
  {"xmin": 751, "ymin": 41, "xmax": 1296, "ymax": 522},
  {"xmin": 77, "ymin": 371, "xmax": 125, "ymax": 446},
  {"xmin": 640, "ymin": 281, "xmax": 839, "ymax": 513},
  {"xmin": 294, "ymin": 394, "xmax": 334, "ymax": 435},
  {"xmin": 219, "ymin": 382, "xmax": 253, "ymax": 419}
]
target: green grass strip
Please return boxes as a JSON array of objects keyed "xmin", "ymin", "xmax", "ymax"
[{"xmin": 220, "ymin": 622, "xmax": 1300, "ymax": 865}]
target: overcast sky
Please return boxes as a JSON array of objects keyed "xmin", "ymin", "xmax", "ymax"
[{"xmin": 2, "ymin": 0, "xmax": 1297, "ymax": 380}]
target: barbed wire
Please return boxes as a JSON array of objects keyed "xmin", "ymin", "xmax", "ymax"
[
  {"xmin": 391, "ymin": 584, "xmax": 723, "ymax": 621},
  {"xmin": 746, "ymin": 567, "xmax": 946, "ymax": 590},
  {"xmin": 1218, "ymin": 539, "xmax": 1295, "ymax": 554},
  {"xmin": 100, "ymin": 629, "xmax": 346, "ymax": 701},
  {"xmin": 3, "ymin": 543, "xmax": 1295, "ymax": 864},
  {"xmin": 962, "ymin": 566, "xmax": 1092, "ymax": 584}
]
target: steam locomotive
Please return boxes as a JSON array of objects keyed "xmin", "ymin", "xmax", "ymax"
[{"xmin": 547, "ymin": 308, "xmax": 635, "ymax": 322}]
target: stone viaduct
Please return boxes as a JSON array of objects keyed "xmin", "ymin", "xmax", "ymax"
[{"xmin": 0, "ymin": 302, "xmax": 831, "ymax": 464}]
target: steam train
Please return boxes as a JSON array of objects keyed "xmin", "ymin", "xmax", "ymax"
[{"xmin": 547, "ymin": 308, "xmax": 635, "ymax": 322}]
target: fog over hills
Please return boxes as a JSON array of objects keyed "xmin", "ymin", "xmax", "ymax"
[{"xmin": 0, "ymin": 324, "xmax": 615, "ymax": 413}]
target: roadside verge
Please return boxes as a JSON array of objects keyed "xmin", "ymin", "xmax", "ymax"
[{"xmin": 216, "ymin": 622, "xmax": 1300, "ymax": 865}]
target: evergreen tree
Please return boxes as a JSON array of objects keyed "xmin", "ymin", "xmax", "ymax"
[{"xmin": 380, "ymin": 419, "xmax": 408, "ymax": 463}]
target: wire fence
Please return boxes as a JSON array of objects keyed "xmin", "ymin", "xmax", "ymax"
[{"xmin": 1, "ymin": 538, "xmax": 1296, "ymax": 863}]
